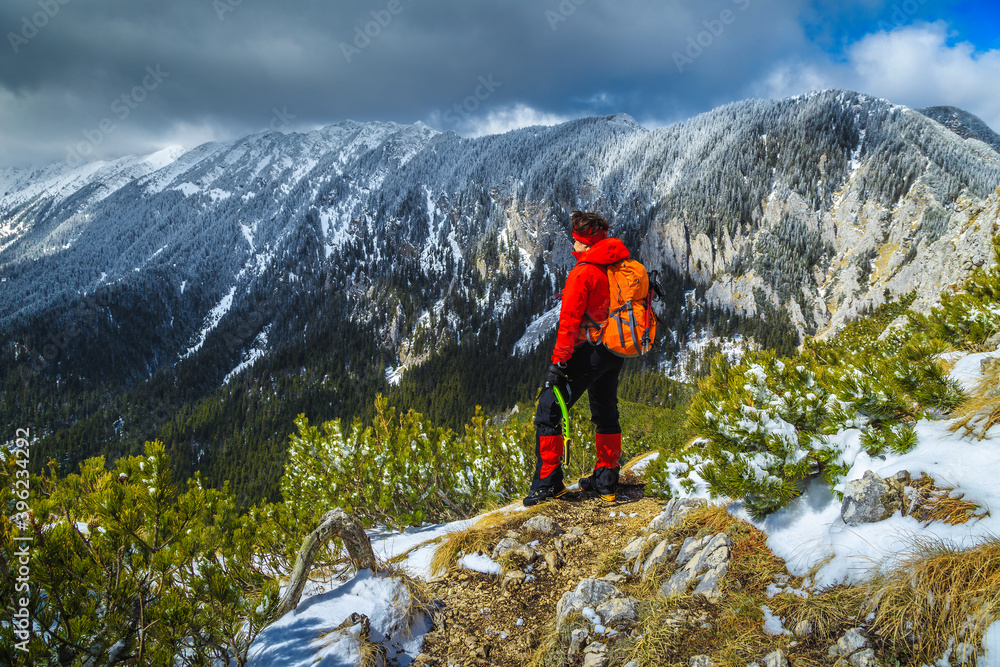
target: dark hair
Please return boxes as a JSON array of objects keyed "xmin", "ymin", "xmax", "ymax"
[{"xmin": 570, "ymin": 210, "xmax": 610, "ymax": 236}]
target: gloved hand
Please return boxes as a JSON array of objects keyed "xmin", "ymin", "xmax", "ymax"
[{"xmin": 546, "ymin": 362, "xmax": 569, "ymax": 391}]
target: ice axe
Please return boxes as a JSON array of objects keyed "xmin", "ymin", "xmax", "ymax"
[{"xmin": 552, "ymin": 385, "xmax": 571, "ymax": 467}]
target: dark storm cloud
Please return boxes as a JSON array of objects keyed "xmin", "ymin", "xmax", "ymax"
[{"xmin": 3, "ymin": 0, "xmax": 993, "ymax": 168}]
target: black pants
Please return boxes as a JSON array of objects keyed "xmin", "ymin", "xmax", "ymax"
[{"xmin": 535, "ymin": 342, "xmax": 625, "ymax": 437}]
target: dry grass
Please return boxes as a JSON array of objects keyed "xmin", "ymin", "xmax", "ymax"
[
  {"xmin": 625, "ymin": 503, "xmax": 795, "ymax": 667},
  {"xmin": 772, "ymin": 585, "xmax": 867, "ymax": 642},
  {"xmin": 429, "ymin": 506, "xmax": 545, "ymax": 576},
  {"xmin": 525, "ymin": 612, "xmax": 591, "ymax": 667},
  {"xmin": 864, "ymin": 535, "xmax": 1000, "ymax": 665},
  {"xmin": 905, "ymin": 473, "xmax": 989, "ymax": 525},
  {"xmin": 628, "ymin": 597, "xmax": 705, "ymax": 667},
  {"xmin": 950, "ymin": 360, "xmax": 1000, "ymax": 439}
]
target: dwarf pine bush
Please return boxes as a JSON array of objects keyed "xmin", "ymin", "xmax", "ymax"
[
  {"xmin": 684, "ymin": 240, "xmax": 1000, "ymax": 517},
  {"xmin": 691, "ymin": 351, "xmax": 848, "ymax": 519},
  {"xmin": 281, "ymin": 394, "xmax": 534, "ymax": 529},
  {"xmin": 1, "ymin": 441, "xmax": 278, "ymax": 666}
]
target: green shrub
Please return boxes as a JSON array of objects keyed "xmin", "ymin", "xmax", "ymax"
[
  {"xmin": 1, "ymin": 442, "xmax": 278, "ymax": 666},
  {"xmin": 281, "ymin": 394, "xmax": 533, "ymax": 529}
]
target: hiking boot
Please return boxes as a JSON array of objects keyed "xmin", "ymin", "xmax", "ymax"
[
  {"xmin": 523, "ymin": 485, "xmax": 568, "ymax": 507},
  {"xmin": 578, "ymin": 473, "xmax": 616, "ymax": 503}
]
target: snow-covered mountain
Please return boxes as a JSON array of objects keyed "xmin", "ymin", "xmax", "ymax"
[{"xmin": 2, "ymin": 89, "xmax": 999, "ymax": 398}]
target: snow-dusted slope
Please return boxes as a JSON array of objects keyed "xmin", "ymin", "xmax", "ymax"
[{"xmin": 2, "ymin": 90, "xmax": 998, "ymax": 388}]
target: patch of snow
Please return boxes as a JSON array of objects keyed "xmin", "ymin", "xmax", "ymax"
[
  {"xmin": 457, "ymin": 553, "xmax": 502, "ymax": 575},
  {"xmin": 247, "ymin": 570, "xmax": 429, "ymax": 667},
  {"xmin": 182, "ymin": 285, "xmax": 237, "ymax": 358},
  {"xmin": 761, "ymin": 605, "xmax": 792, "ymax": 636},
  {"xmin": 513, "ymin": 304, "xmax": 560, "ymax": 356},
  {"xmin": 223, "ymin": 325, "xmax": 271, "ymax": 385},
  {"xmin": 174, "ymin": 182, "xmax": 200, "ymax": 196}
]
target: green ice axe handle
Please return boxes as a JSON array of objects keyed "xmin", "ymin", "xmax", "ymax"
[{"xmin": 552, "ymin": 385, "xmax": 571, "ymax": 467}]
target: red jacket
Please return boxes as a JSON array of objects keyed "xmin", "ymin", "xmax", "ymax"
[{"xmin": 551, "ymin": 237, "xmax": 630, "ymax": 364}]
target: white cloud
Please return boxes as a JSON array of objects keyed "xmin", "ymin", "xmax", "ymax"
[
  {"xmin": 751, "ymin": 22, "xmax": 1000, "ymax": 132},
  {"xmin": 427, "ymin": 103, "xmax": 576, "ymax": 138}
]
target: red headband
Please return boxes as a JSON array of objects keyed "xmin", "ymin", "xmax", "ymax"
[{"xmin": 572, "ymin": 230, "xmax": 606, "ymax": 246}]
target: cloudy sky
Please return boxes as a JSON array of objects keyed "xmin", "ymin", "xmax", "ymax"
[{"xmin": 1, "ymin": 0, "xmax": 999, "ymax": 168}]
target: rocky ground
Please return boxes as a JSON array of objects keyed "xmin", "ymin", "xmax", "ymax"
[
  {"xmin": 415, "ymin": 479, "xmax": 662, "ymax": 667},
  {"xmin": 402, "ymin": 469, "xmax": 917, "ymax": 667}
]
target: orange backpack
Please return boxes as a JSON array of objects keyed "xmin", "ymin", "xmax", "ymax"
[{"xmin": 585, "ymin": 259, "xmax": 659, "ymax": 357}]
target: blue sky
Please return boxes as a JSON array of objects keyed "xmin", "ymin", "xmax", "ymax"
[{"xmin": 0, "ymin": 0, "xmax": 998, "ymax": 167}]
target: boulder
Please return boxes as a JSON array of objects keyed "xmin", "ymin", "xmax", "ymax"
[
  {"xmin": 641, "ymin": 539, "xmax": 677, "ymax": 576},
  {"xmin": 555, "ymin": 579, "xmax": 623, "ymax": 630},
  {"xmin": 622, "ymin": 532, "xmax": 660, "ymax": 561},
  {"xmin": 567, "ymin": 628, "xmax": 589, "ymax": 662},
  {"xmin": 688, "ymin": 655, "xmax": 716, "ymax": 667},
  {"xmin": 595, "ymin": 597, "xmax": 639, "ymax": 628},
  {"xmin": 848, "ymin": 648, "xmax": 881, "ymax": 667},
  {"xmin": 647, "ymin": 498, "xmax": 707, "ymax": 532},
  {"xmin": 841, "ymin": 471, "xmax": 903, "ymax": 525},
  {"xmin": 763, "ymin": 649, "xmax": 789, "ymax": 667},
  {"xmin": 582, "ymin": 642, "xmax": 608, "ymax": 667},
  {"xmin": 676, "ymin": 534, "xmax": 715, "ymax": 565},
  {"xmin": 522, "ymin": 515, "xmax": 563, "ymax": 536},
  {"xmin": 832, "ymin": 627, "xmax": 870, "ymax": 657},
  {"xmin": 492, "ymin": 538, "xmax": 537, "ymax": 563},
  {"xmin": 660, "ymin": 533, "xmax": 732, "ymax": 602},
  {"xmin": 794, "ymin": 619, "xmax": 814, "ymax": 637}
]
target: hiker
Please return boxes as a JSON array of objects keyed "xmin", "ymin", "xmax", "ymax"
[{"xmin": 524, "ymin": 211, "xmax": 630, "ymax": 507}]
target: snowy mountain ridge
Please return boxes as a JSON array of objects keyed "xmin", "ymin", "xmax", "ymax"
[{"xmin": 2, "ymin": 89, "xmax": 999, "ymax": 413}]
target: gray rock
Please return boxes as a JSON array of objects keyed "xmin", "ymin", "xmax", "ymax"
[
  {"xmin": 762, "ymin": 649, "xmax": 789, "ymax": 667},
  {"xmin": 686, "ymin": 534, "xmax": 732, "ymax": 570},
  {"xmin": 595, "ymin": 597, "xmax": 639, "ymax": 627},
  {"xmin": 837, "ymin": 628, "xmax": 870, "ymax": 656},
  {"xmin": 501, "ymin": 570, "xmax": 525, "ymax": 591},
  {"xmin": 555, "ymin": 579, "xmax": 623, "ymax": 630},
  {"xmin": 599, "ymin": 573, "xmax": 626, "ymax": 583},
  {"xmin": 676, "ymin": 534, "xmax": 715, "ymax": 565},
  {"xmin": 622, "ymin": 533, "xmax": 660, "ymax": 560},
  {"xmin": 492, "ymin": 538, "xmax": 537, "ymax": 563},
  {"xmin": 623, "ymin": 662, "xmax": 640, "ymax": 667},
  {"xmin": 659, "ymin": 532, "xmax": 732, "ymax": 601},
  {"xmin": 570, "ymin": 526, "xmax": 586, "ymax": 536},
  {"xmin": 582, "ymin": 642, "xmax": 608, "ymax": 667},
  {"xmin": 984, "ymin": 331, "xmax": 1000, "ymax": 351},
  {"xmin": 692, "ymin": 561, "xmax": 729, "ymax": 603},
  {"xmin": 849, "ymin": 647, "xmax": 880, "ymax": 667},
  {"xmin": 553, "ymin": 533, "xmax": 580, "ymax": 559},
  {"xmin": 544, "ymin": 551, "xmax": 560, "ymax": 572},
  {"xmin": 661, "ymin": 566, "xmax": 695, "ymax": 598},
  {"xmin": 642, "ymin": 539, "xmax": 677, "ymax": 575},
  {"xmin": 794, "ymin": 619, "xmax": 814, "ymax": 637},
  {"xmin": 647, "ymin": 498, "xmax": 707, "ymax": 532},
  {"xmin": 841, "ymin": 470, "xmax": 903, "ymax": 525},
  {"xmin": 689, "ymin": 655, "xmax": 716, "ymax": 667},
  {"xmin": 952, "ymin": 642, "xmax": 978, "ymax": 666},
  {"xmin": 567, "ymin": 628, "xmax": 589, "ymax": 662},
  {"xmin": 522, "ymin": 515, "xmax": 563, "ymax": 536}
]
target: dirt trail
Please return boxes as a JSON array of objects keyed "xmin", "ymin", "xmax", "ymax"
[{"xmin": 416, "ymin": 480, "xmax": 665, "ymax": 666}]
